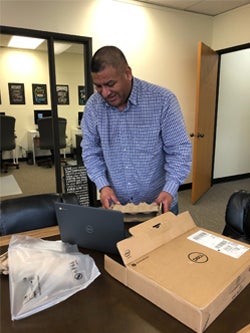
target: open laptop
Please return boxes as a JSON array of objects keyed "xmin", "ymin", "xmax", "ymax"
[{"xmin": 54, "ymin": 202, "xmax": 128, "ymax": 254}]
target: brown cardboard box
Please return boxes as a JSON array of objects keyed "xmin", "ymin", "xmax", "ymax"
[
  {"xmin": 104, "ymin": 211, "xmax": 250, "ymax": 333},
  {"xmin": 237, "ymin": 324, "xmax": 250, "ymax": 333}
]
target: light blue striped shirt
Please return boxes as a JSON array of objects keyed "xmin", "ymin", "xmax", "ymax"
[{"xmin": 81, "ymin": 77, "xmax": 192, "ymax": 208}]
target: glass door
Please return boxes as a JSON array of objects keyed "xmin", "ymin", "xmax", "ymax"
[{"xmin": 0, "ymin": 26, "xmax": 93, "ymax": 198}]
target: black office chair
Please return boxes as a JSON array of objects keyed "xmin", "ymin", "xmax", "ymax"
[
  {"xmin": 37, "ymin": 116, "xmax": 67, "ymax": 167},
  {"xmin": 0, "ymin": 192, "xmax": 79, "ymax": 235},
  {"xmin": 222, "ymin": 189, "xmax": 250, "ymax": 244},
  {"xmin": 0, "ymin": 115, "xmax": 19, "ymax": 173}
]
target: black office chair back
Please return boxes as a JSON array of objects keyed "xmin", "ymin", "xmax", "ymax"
[
  {"xmin": 37, "ymin": 116, "xmax": 67, "ymax": 150},
  {"xmin": 0, "ymin": 193, "xmax": 80, "ymax": 235},
  {"xmin": 222, "ymin": 190, "xmax": 250, "ymax": 244},
  {"xmin": 0, "ymin": 115, "xmax": 16, "ymax": 151}
]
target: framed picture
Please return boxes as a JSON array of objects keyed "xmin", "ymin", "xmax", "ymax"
[
  {"xmin": 32, "ymin": 84, "xmax": 48, "ymax": 104},
  {"xmin": 56, "ymin": 84, "xmax": 69, "ymax": 105},
  {"xmin": 8, "ymin": 83, "xmax": 25, "ymax": 104},
  {"xmin": 78, "ymin": 85, "xmax": 86, "ymax": 105}
]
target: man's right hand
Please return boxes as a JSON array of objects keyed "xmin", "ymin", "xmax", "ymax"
[{"xmin": 100, "ymin": 186, "xmax": 120, "ymax": 209}]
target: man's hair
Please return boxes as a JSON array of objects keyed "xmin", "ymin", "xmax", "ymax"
[{"xmin": 91, "ymin": 46, "xmax": 128, "ymax": 73}]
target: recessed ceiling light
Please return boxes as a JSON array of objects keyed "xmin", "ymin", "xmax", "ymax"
[{"xmin": 8, "ymin": 36, "xmax": 44, "ymax": 49}]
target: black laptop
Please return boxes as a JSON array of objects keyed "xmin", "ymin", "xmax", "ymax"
[{"xmin": 54, "ymin": 202, "xmax": 128, "ymax": 254}]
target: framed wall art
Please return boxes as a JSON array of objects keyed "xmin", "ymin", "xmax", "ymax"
[
  {"xmin": 32, "ymin": 84, "xmax": 48, "ymax": 105},
  {"xmin": 56, "ymin": 84, "xmax": 69, "ymax": 105},
  {"xmin": 8, "ymin": 83, "xmax": 25, "ymax": 104},
  {"xmin": 78, "ymin": 85, "xmax": 86, "ymax": 105}
]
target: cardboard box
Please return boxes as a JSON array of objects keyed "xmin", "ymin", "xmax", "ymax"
[
  {"xmin": 104, "ymin": 211, "xmax": 250, "ymax": 333},
  {"xmin": 237, "ymin": 324, "xmax": 250, "ymax": 333}
]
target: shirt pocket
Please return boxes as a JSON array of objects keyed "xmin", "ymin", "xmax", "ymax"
[{"xmin": 132, "ymin": 125, "xmax": 161, "ymax": 154}]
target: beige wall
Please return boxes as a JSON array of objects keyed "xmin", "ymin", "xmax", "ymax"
[
  {"xmin": 0, "ymin": 0, "xmax": 214, "ymax": 135},
  {"xmin": 212, "ymin": 4, "xmax": 250, "ymax": 50},
  {"xmin": 0, "ymin": 48, "xmax": 50, "ymax": 156},
  {"xmin": 0, "ymin": 47, "xmax": 84, "ymax": 157}
]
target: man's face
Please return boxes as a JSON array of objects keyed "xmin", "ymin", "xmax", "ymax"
[{"xmin": 92, "ymin": 65, "xmax": 132, "ymax": 111}]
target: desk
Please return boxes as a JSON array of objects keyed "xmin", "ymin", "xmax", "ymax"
[
  {"xmin": 1, "ymin": 229, "xmax": 249, "ymax": 333},
  {"xmin": 27, "ymin": 130, "xmax": 66, "ymax": 165},
  {"xmin": 76, "ymin": 133, "xmax": 83, "ymax": 165},
  {"xmin": 71, "ymin": 126, "xmax": 82, "ymax": 148},
  {"xmin": 27, "ymin": 129, "xmax": 42, "ymax": 165}
]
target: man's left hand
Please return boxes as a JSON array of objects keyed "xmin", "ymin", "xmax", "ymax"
[{"xmin": 155, "ymin": 191, "xmax": 173, "ymax": 213}]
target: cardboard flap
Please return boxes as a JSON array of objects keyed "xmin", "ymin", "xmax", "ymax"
[{"xmin": 117, "ymin": 211, "xmax": 196, "ymax": 266}]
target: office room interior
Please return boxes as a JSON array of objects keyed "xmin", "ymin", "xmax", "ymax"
[
  {"xmin": 1, "ymin": 3, "xmax": 250, "ymax": 333},
  {"xmin": 0, "ymin": 0, "xmax": 249, "ymax": 199}
]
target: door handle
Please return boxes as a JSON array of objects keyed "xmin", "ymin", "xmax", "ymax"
[{"xmin": 189, "ymin": 133, "xmax": 205, "ymax": 138}]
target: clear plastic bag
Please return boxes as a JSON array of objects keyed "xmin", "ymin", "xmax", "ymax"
[{"xmin": 8, "ymin": 235, "xmax": 100, "ymax": 320}]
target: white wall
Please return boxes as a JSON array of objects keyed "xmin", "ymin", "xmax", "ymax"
[
  {"xmin": 211, "ymin": 5, "xmax": 250, "ymax": 178},
  {"xmin": 1, "ymin": 0, "xmax": 249, "ymax": 178},
  {"xmin": 214, "ymin": 48, "xmax": 250, "ymax": 178}
]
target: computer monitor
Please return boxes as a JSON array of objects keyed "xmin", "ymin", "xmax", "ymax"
[
  {"xmin": 78, "ymin": 111, "xmax": 83, "ymax": 126},
  {"xmin": 34, "ymin": 110, "xmax": 52, "ymax": 125}
]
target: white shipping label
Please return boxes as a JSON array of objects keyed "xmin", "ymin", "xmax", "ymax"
[{"xmin": 187, "ymin": 230, "xmax": 249, "ymax": 259}]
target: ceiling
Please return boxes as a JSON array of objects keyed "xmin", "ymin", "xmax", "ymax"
[{"xmin": 135, "ymin": 0, "xmax": 250, "ymax": 16}]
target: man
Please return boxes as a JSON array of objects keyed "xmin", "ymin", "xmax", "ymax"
[{"xmin": 81, "ymin": 46, "xmax": 192, "ymax": 214}]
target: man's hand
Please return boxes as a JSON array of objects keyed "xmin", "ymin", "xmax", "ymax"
[
  {"xmin": 100, "ymin": 186, "xmax": 120, "ymax": 209},
  {"xmin": 155, "ymin": 191, "xmax": 173, "ymax": 213}
]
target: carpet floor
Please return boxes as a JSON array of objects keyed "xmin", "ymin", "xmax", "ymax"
[{"xmin": 178, "ymin": 178, "xmax": 250, "ymax": 234}]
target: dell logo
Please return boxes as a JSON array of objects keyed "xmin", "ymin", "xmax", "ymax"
[
  {"xmin": 86, "ymin": 224, "xmax": 94, "ymax": 234},
  {"xmin": 188, "ymin": 252, "xmax": 208, "ymax": 263},
  {"xmin": 124, "ymin": 249, "xmax": 131, "ymax": 258}
]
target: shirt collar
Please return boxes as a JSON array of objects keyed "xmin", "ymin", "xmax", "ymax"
[{"xmin": 127, "ymin": 77, "xmax": 138, "ymax": 106}]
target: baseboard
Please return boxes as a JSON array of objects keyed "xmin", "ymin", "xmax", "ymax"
[
  {"xmin": 178, "ymin": 173, "xmax": 249, "ymax": 192},
  {"xmin": 6, "ymin": 155, "xmax": 76, "ymax": 164},
  {"xmin": 213, "ymin": 173, "xmax": 250, "ymax": 184},
  {"xmin": 179, "ymin": 183, "xmax": 192, "ymax": 191}
]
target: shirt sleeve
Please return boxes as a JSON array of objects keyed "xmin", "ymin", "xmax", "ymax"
[
  {"xmin": 81, "ymin": 99, "xmax": 110, "ymax": 191},
  {"xmin": 161, "ymin": 92, "xmax": 192, "ymax": 197}
]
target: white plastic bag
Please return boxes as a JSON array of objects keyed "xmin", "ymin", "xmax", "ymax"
[{"xmin": 8, "ymin": 235, "xmax": 100, "ymax": 320}]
